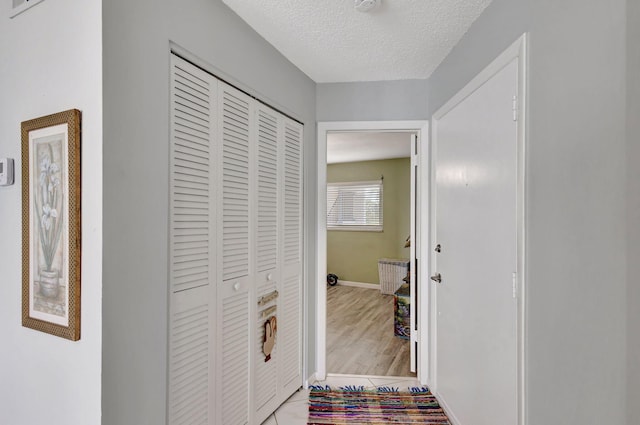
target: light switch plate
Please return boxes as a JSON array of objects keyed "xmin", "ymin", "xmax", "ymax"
[
  {"xmin": 10, "ymin": 0, "xmax": 45, "ymax": 18},
  {"xmin": 0, "ymin": 158, "xmax": 14, "ymax": 186}
]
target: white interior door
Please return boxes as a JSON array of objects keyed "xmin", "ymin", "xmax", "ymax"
[{"xmin": 432, "ymin": 58, "xmax": 519, "ymax": 425}]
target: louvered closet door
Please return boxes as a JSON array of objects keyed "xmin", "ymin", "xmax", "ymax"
[
  {"xmin": 278, "ymin": 118, "xmax": 303, "ymax": 394},
  {"xmin": 254, "ymin": 105, "xmax": 281, "ymax": 423},
  {"xmin": 168, "ymin": 54, "xmax": 217, "ymax": 425},
  {"xmin": 216, "ymin": 82, "xmax": 253, "ymax": 425},
  {"xmin": 169, "ymin": 55, "xmax": 304, "ymax": 425}
]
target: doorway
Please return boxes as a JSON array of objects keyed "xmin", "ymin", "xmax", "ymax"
[
  {"xmin": 325, "ymin": 131, "xmax": 413, "ymax": 376},
  {"xmin": 316, "ymin": 120, "xmax": 430, "ymax": 384}
]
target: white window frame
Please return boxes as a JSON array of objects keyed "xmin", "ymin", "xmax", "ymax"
[{"xmin": 326, "ymin": 179, "xmax": 383, "ymax": 232}]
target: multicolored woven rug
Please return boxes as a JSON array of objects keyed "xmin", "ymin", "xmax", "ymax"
[{"xmin": 308, "ymin": 385, "xmax": 451, "ymax": 424}]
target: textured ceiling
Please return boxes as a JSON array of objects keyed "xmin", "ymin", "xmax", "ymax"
[
  {"xmin": 221, "ymin": 0, "xmax": 493, "ymax": 82},
  {"xmin": 327, "ymin": 132, "xmax": 411, "ymax": 164}
]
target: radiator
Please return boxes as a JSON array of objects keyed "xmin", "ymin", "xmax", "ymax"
[{"xmin": 378, "ymin": 258, "xmax": 409, "ymax": 295}]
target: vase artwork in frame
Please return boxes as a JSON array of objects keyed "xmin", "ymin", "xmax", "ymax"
[{"xmin": 22, "ymin": 109, "xmax": 81, "ymax": 341}]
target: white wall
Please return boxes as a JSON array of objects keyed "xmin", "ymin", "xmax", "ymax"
[
  {"xmin": 627, "ymin": 1, "xmax": 640, "ymax": 423},
  {"xmin": 0, "ymin": 1, "xmax": 103, "ymax": 425},
  {"xmin": 429, "ymin": 0, "xmax": 627, "ymax": 424},
  {"xmin": 316, "ymin": 79, "xmax": 429, "ymax": 121},
  {"xmin": 101, "ymin": 1, "xmax": 316, "ymax": 423}
]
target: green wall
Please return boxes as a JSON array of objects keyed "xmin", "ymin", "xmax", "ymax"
[{"xmin": 327, "ymin": 158, "xmax": 410, "ymax": 284}]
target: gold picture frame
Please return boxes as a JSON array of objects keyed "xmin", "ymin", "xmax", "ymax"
[{"xmin": 22, "ymin": 109, "xmax": 81, "ymax": 340}]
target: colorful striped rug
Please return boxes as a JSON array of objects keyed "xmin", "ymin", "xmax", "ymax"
[{"xmin": 308, "ymin": 385, "xmax": 451, "ymax": 424}]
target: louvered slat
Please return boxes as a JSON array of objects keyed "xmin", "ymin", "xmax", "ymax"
[
  {"xmin": 169, "ymin": 296, "xmax": 209, "ymax": 425},
  {"xmin": 221, "ymin": 290, "xmax": 250, "ymax": 425},
  {"xmin": 283, "ymin": 121, "xmax": 302, "ymax": 265},
  {"xmin": 256, "ymin": 107, "xmax": 279, "ymax": 272},
  {"xmin": 221, "ymin": 85, "xmax": 251, "ymax": 281},
  {"xmin": 279, "ymin": 274, "xmax": 301, "ymax": 387},
  {"xmin": 255, "ymin": 284, "xmax": 278, "ymax": 411},
  {"xmin": 171, "ymin": 56, "xmax": 212, "ymax": 294}
]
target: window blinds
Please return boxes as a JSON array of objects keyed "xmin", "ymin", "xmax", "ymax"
[{"xmin": 327, "ymin": 180, "xmax": 383, "ymax": 231}]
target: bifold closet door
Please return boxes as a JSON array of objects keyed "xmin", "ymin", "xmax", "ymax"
[
  {"xmin": 254, "ymin": 107, "xmax": 304, "ymax": 423},
  {"xmin": 254, "ymin": 104, "xmax": 281, "ymax": 423},
  {"xmin": 169, "ymin": 54, "xmax": 303, "ymax": 425},
  {"xmin": 216, "ymin": 81, "xmax": 253, "ymax": 425},
  {"xmin": 278, "ymin": 118, "xmax": 303, "ymax": 394},
  {"xmin": 168, "ymin": 54, "xmax": 217, "ymax": 425}
]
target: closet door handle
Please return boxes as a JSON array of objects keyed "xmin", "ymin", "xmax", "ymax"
[
  {"xmin": 430, "ymin": 273, "xmax": 442, "ymax": 283},
  {"xmin": 233, "ymin": 282, "xmax": 240, "ymax": 292}
]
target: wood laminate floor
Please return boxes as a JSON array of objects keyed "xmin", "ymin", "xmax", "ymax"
[{"xmin": 326, "ymin": 285, "xmax": 415, "ymax": 377}]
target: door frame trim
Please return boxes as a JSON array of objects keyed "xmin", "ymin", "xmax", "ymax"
[
  {"xmin": 315, "ymin": 120, "xmax": 430, "ymax": 384},
  {"xmin": 430, "ymin": 33, "xmax": 528, "ymax": 425}
]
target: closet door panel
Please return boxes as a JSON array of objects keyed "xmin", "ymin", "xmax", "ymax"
[
  {"xmin": 168, "ymin": 54, "xmax": 217, "ymax": 425},
  {"xmin": 279, "ymin": 119, "xmax": 303, "ymax": 391},
  {"xmin": 217, "ymin": 82, "xmax": 253, "ymax": 425},
  {"xmin": 254, "ymin": 105, "xmax": 281, "ymax": 422},
  {"xmin": 254, "ymin": 105, "xmax": 279, "ymax": 412}
]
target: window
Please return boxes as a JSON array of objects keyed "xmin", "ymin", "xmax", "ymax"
[{"xmin": 327, "ymin": 180, "xmax": 383, "ymax": 231}]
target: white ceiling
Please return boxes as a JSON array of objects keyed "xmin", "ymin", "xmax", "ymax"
[
  {"xmin": 327, "ymin": 132, "xmax": 411, "ymax": 164},
  {"xmin": 221, "ymin": 0, "xmax": 493, "ymax": 83}
]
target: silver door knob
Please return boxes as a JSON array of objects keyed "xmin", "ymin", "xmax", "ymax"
[{"xmin": 430, "ymin": 273, "xmax": 442, "ymax": 283}]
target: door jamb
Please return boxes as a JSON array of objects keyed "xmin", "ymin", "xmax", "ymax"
[{"xmin": 315, "ymin": 120, "xmax": 430, "ymax": 384}]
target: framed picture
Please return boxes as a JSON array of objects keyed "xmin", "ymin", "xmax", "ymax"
[
  {"xmin": 22, "ymin": 109, "xmax": 81, "ymax": 340},
  {"xmin": 10, "ymin": 0, "xmax": 45, "ymax": 18}
]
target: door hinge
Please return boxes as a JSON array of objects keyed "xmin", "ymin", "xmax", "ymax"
[
  {"xmin": 512, "ymin": 272, "xmax": 518, "ymax": 298},
  {"xmin": 512, "ymin": 95, "xmax": 518, "ymax": 122}
]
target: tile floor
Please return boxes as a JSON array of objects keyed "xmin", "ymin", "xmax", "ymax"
[{"xmin": 261, "ymin": 374, "xmax": 422, "ymax": 425}]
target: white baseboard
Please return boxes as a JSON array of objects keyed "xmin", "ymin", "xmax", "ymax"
[
  {"xmin": 337, "ymin": 280, "xmax": 379, "ymax": 290},
  {"xmin": 304, "ymin": 372, "xmax": 317, "ymax": 389},
  {"xmin": 433, "ymin": 390, "xmax": 462, "ymax": 425}
]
